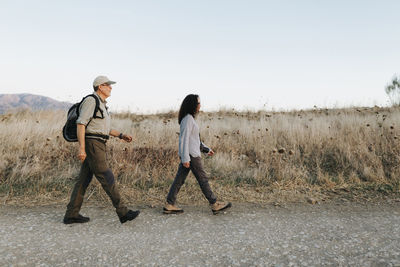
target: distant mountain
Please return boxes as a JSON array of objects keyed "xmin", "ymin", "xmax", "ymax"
[{"xmin": 0, "ymin": 93, "xmax": 71, "ymax": 114}]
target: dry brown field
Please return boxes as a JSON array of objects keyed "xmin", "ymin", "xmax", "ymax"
[{"xmin": 1, "ymin": 106, "xmax": 399, "ymax": 206}]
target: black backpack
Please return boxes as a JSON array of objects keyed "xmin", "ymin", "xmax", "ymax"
[{"xmin": 62, "ymin": 94, "xmax": 104, "ymax": 142}]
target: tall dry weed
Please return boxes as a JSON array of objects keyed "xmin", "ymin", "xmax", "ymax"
[{"xmin": 0, "ymin": 106, "xmax": 399, "ymax": 205}]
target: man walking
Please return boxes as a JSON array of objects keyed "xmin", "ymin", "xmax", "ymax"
[{"xmin": 63, "ymin": 75, "xmax": 139, "ymax": 224}]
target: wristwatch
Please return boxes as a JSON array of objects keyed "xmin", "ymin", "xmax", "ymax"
[{"xmin": 119, "ymin": 133, "xmax": 123, "ymax": 139}]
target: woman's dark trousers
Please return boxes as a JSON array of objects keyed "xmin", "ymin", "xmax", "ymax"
[{"xmin": 167, "ymin": 156, "xmax": 217, "ymax": 205}]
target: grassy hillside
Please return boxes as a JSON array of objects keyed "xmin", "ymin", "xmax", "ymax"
[
  {"xmin": 0, "ymin": 94, "xmax": 70, "ymax": 114},
  {"xmin": 1, "ymin": 107, "xmax": 399, "ymax": 206}
]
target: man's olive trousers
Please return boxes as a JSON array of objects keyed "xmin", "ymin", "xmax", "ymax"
[{"xmin": 65, "ymin": 138, "xmax": 128, "ymax": 218}]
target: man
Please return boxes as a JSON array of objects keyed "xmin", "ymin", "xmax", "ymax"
[{"xmin": 63, "ymin": 75, "xmax": 139, "ymax": 224}]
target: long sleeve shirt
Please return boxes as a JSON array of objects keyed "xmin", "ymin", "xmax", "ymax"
[{"xmin": 179, "ymin": 114, "xmax": 210, "ymax": 163}]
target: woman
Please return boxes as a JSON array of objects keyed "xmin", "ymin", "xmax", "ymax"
[{"xmin": 163, "ymin": 94, "xmax": 232, "ymax": 214}]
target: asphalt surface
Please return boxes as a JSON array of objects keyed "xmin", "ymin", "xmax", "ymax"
[{"xmin": 0, "ymin": 202, "xmax": 399, "ymax": 266}]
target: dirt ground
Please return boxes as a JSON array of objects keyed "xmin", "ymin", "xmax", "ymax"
[{"xmin": 0, "ymin": 200, "xmax": 399, "ymax": 266}]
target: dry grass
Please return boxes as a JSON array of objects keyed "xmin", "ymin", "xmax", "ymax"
[{"xmin": 1, "ymin": 106, "xmax": 400, "ymax": 206}]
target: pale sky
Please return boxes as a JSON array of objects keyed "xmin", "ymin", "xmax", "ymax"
[{"xmin": 0, "ymin": 0, "xmax": 399, "ymax": 113}]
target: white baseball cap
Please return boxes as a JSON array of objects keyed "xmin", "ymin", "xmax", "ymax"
[{"xmin": 93, "ymin": 75, "xmax": 116, "ymax": 87}]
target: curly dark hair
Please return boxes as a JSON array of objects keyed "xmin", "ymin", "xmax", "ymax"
[{"xmin": 178, "ymin": 94, "xmax": 199, "ymax": 124}]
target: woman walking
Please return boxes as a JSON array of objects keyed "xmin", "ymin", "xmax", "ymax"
[{"xmin": 164, "ymin": 94, "xmax": 232, "ymax": 214}]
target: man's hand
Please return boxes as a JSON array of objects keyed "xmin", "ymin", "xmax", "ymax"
[
  {"xmin": 121, "ymin": 134, "xmax": 132, "ymax": 143},
  {"xmin": 207, "ymin": 149, "xmax": 215, "ymax": 156},
  {"xmin": 109, "ymin": 130, "xmax": 133, "ymax": 142},
  {"xmin": 183, "ymin": 162, "xmax": 190, "ymax": 168},
  {"xmin": 77, "ymin": 124, "xmax": 86, "ymax": 162},
  {"xmin": 78, "ymin": 147, "xmax": 86, "ymax": 162}
]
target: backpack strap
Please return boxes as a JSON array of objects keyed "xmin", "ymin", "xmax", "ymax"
[
  {"xmin": 87, "ymin": 94, "xmax": 104, "ymax": 119},
  {"xmin": 77, "ymin": 94, "xmax": 104, "ymax": 119},
  {"xmin": 75, "ymin": 94, "xmax": 105, "ymax": 129}
]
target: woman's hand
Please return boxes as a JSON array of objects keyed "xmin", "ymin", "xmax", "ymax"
[
  {"xmin": 183, "ymin": 162, "xmax": 190, "ymax": 168},
  {"xmin": 207, "ymin": 149, "xmax": 215, "ymax": 156}
]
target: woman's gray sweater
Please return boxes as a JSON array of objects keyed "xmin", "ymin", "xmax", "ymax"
[{"xmin": 179, "ymin": 114, "xmax": 210, "ymax": 163}]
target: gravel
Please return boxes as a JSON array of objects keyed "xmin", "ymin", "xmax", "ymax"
[{"xmin": 0, "ymin": 202, "xmax": 399, "ymax": 266}]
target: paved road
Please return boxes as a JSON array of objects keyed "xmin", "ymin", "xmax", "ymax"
[{"xmin": 0, "ymin": 202, "xmax": 399, "ymax": 266}]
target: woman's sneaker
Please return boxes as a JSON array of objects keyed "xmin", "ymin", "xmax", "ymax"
[
  {"xmin": 163, "ymin": 203, "xmax": 184, "ymax": 214},
  {"xmin": 211, "ymin": 201, "xmax": 232, "ymax": 214}
]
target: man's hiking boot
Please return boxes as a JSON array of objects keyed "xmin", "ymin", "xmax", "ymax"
[
  {"xmin": 63, "ymin": 214, "xmax": 90, "ymax": 224},
  {"xmin": 119, "ymin": 210, "xmax": 140, "ymax": 224},
  {"xmin": 211, "ymin": 201, "xmax": 232, "ymax": 214},
  {"xmin": 163, "ymin": 203, "xmax": 184, "ymax": 214}
]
